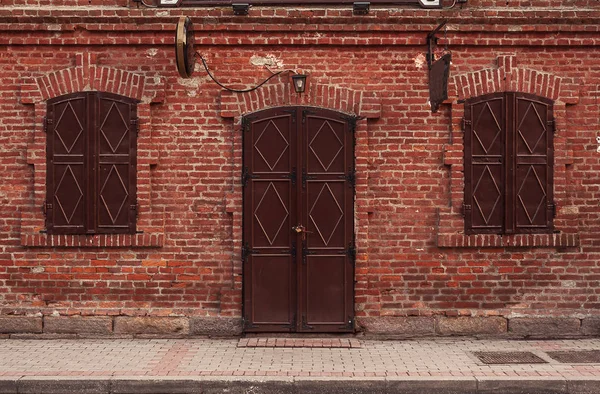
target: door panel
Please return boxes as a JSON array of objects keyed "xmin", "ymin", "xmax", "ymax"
[{"xmin": 243, "ymin": 107, "xmax": 355, "ymax": 333}]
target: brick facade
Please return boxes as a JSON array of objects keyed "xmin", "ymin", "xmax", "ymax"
[{"xmin": 0, "ymin": 0, "xmax": 599, "ymax": 337}]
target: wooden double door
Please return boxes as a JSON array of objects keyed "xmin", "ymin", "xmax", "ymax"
[{"xmin": 242, "ymin": 107, "xmax": 355, "ymax": 333}]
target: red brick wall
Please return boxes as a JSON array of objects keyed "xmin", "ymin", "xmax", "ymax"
[{"xmin": 0, "ymin": 1, "xmax": 599, "ymax": 337}]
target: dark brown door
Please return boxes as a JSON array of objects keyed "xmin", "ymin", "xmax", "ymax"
[{"xmin": 242, "ymin": 107, "xmax": 355, "ymax": 333}]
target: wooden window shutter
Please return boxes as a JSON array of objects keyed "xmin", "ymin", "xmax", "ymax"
[
  {"xmin": 464, "ymin": 92, "xmax": 553, "ymax": 235},
  {"xmin": 46, "ymin": 92, "xmax": 138, "ymax": 235},
  {"xmin": 96, "ymin": 93, "xmax": 137, "ymax": 234},
  {"xmin": 514, "ymin": 93, "xmax": 554, "ymax": 233},
  {"xmin": 464, "ymin": 93, "xmax": 505, "ymax": 234},
  {"xmin": 46, "ymin": 93, "xmax": 89, "ymax": 234}
]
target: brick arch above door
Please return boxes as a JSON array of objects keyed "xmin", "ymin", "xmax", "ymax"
[{"xmin": 218, "ymin": 79, "xmax": 382, "ymax": 120}]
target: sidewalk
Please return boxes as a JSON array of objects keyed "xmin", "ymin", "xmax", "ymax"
[{"xmin": 0, "ymin": 337, "xmax": 599, "ymax": 393}]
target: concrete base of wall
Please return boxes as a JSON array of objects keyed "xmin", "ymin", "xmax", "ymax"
[{"xmin": 0, "ymin": 316, "xmax": 597, "ymax": 338}]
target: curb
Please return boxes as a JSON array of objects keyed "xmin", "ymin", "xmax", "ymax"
[{"xmin": 0, "ymin": 376, "xmax": 599, "ymax": 394}]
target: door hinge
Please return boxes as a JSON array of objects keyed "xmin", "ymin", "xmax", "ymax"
[
  {"xmin": 302, "ymin": 109, "xmax": 316, "ymax": 124},
  {"xmin": 242, "ymin": 116, "xmax": 254, "ymax": 132},
  {"xmin": 286, "ymin": 167, "xmax": 297, "ymax": 185},
  {"xmin": 461, "ymin": 118, "xmax": 471, "ymax": 132},
  {"xmin": 549, "ymin": 202, "xmax": 556, "ymax": 218},
  {"xmin": 242, "ymin": 243, "xmax": 259, "ymax": 261},
  {"xmin": 302, "ymin": 315, "xmax": 314, "ymax": 330},
  {"xmin": 340, "ymin": 316, "xmax": 355, "ymax": 331},
  {"xmin": 282, "ymin": 108, "xmax": 297, "ymax": 123},
  {"xmin": 302, "ymin": 244, "xmax": 316, "ymax": 265},
  {"xmin": 131, "ymin": 118, "xmax": 140, "ymax": 135},
  {"xmin": 43, "ymin": 116, "xmax": 53, "ymax": 133},
  {"xmin": 342, "ymin": 114, "xmax": 362, "ymax": 133},
  {"xmin": 462, "ymin": 203, "xmax": 472, "ymax": 217},
  {"xmin": 242, "ymin": 166, "xmax": 259, "ymax": 187},
  {"xmin": 242, "ymin": 316, "xmax": 257, "ymax": 330},
  {"xmin": 547, "ymin": 118, "xmax": 556, "ymax": 133},
  {"xmin": 281, "ymin": 314, "xmax": 297, "ymax": 329},
  {"xmin": 43, "ymin": 200, "xmax": 52, "ymax": 217},
  {"xmin": 339, "ymin": 169, "xmax": 356, "ymax": 187},
  {"xmin": 130, "ymin": 202, "xmax": 138, "ymax": 219},
  {"xmin": 302, "ymin": 169, "xmax": 316, "ymax": 189}
]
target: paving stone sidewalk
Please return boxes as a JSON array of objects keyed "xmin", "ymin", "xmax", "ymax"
[{"xmin": 0, "ymin": 338, "xmax": 599, "ymax": 393}]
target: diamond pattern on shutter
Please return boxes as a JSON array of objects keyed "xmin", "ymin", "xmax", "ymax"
[
  {"xmin": 254, "ymin": 120, "xmax": 289, "ymax": 171},
  {"xmin": 309, "ymin": 121, "xmax": 343, "ymax": 171},
  {"xmin": 99, "ymin": 165, "xmax": 130, "ymax": 224},
  {"xmin": 54, "ymin": 165, "xmax": 84, "ymax": 224},
  {"xmin": 254, "ymin": 182, "xmax": 289, "ymax": 245},
  {"xmin": 309, "ymin": 183, "xmax": 344, "ymax": 246},
  {"xmin": 54, "ymin": 102, "xmax": 84, "ymax": 154},
  {"xmin": 100, "ymin": 102, "xmax": 130, "ymax": 154}
]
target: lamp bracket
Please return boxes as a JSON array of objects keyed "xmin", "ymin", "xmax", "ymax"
[{"xmin": 426, "ymin": 20, "xmax": 447, "ymax": 70}]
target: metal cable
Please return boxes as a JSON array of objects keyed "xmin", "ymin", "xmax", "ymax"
[{"xmin": 197, "ymin": 53, "xmax": 290, "ymax": 93}]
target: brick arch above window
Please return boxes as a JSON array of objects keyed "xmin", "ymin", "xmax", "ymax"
[
  {"xmin": 19, "ymin": 53, "xmax": 166, "ymax": 248},
  {"xmin": 437, "ymin": 55, "xmax": 580, "ymax": 248}
]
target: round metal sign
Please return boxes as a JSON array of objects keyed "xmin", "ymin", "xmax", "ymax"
[{"xmin": 175, "ymin": 16, "xmax": 195, "ymax": 78}]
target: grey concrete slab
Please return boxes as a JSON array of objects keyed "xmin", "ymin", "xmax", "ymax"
[
  {"xmin": 0, "ymin": 377, "xmax": 18, "ymax": 394},
  {"xmin": 477, "ymin": 377, "xmax": 568, "ymax": 394},
  {"xmin": 18, "ymin": 377, "xmax": 110, "ymax": 394},
  {"xmin": 387, "ymin": 377, "xmax": 478, "ymax": 394},
  {"xmin": 111, "ymin": 379, "xmax": 203, "ymax": 394}
]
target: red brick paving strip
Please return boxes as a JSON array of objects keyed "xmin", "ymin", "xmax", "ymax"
[{"xmin": 237, "ymin": 338, "xmax": 361, "ymax": 348}]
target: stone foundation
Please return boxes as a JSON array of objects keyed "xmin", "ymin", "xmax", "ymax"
[{"xmin": 0, "ymin": 316, "xmax": 597, "ymax": 338}]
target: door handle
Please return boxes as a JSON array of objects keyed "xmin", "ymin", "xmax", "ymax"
[{"xmin": 292, "ymin": 225, "xmax": 305, "ymax": 233}]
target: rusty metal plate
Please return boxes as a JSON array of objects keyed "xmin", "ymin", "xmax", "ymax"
[
  {"xmin": 473, "ymin": 351, "xmax": 548, "ymax": 364},
  {"xmin": 546, "ymin": 351, "xmax": 600, "ymax": 363},
  {"xmin": 428, "ymin": 53, "xmax": 451, "ymax": 113}
]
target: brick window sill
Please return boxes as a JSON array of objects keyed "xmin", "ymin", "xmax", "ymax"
[
  {"xmin": 20, "ymin": 233, "xmax": 164, "ymax": 248},
  {"xmin": 436, "ymin": 233, "xmax": 579, "ymax": 249}
]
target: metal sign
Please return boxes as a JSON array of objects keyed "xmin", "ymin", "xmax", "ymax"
[{"xmin": 429, "ymin": 53, "xmax": 451, "ymax": 113}]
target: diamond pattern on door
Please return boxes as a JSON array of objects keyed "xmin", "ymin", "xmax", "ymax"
[
  {"xmin": 309, "ymin": 183, "xmax": 344, "ymax": 245},
  {"xmin": 254, "ymin": 120, "xmax": 289, "ymax": 171},
  {"xmin": 55, "ymin": 102, "xmax": 84, "ymax": 153},
  {"xmin": 54, "ymin": 166, "xmax": 84, "ymax": 224},
  {"xmin": 243, "ymin": 107, "xmax": 355, "ymax": 333},
  {"xmin": 254, "ymin": 182, "xmax": 290, "ymax": 245},
  {"xmin": 100, "ymin": 102, "xmax": 130, "ymax": 153},
  {"xmin": 309, "ymin": 121, "xmax": 343, "ymax": 171}
]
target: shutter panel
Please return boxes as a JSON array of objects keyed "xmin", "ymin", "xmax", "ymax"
[
  {"xmin": 46, "ymin": 93, "xmax": 88, "ymax": 234},
  {"xmin": 514, "ymin": 93, "xmax": 553, "ymax": 232},
  {"xmin": 464, "ymin": 93, "xmax": 505, "ymax": 234},
  {"xmin": 96, "ymin": 93, "xmax": 137, "ymax": 233}
]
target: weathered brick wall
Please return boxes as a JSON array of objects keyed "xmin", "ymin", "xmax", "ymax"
[{"xmin": 0, "ymin": 1, "xmax": 599, "ymax": 337}]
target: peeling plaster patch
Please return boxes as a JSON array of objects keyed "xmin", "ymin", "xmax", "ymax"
[
  {"xmin": 156, "ymin": 11, "xmax": 169, "ymax": 17},
  {"xmin": 250, "ymin": 54, "xmax": 284, "ymax": 69},
  {"xmin": 146, "ymin": 49, "xmax": 159, "ymax": 58},
  {"xmin": 47, "ymin": 24, "xmax": 61, "ymax": 31},
  {"xmin": 562, "ymin": 280, "xmax": 576, "ymax": 288},
  {"xmin": 414, "ymin": 53, "xmax": 427, "ymax": 70},
  {"xmin": 31, "ymin": 267, "xmax": 45, "ymax": 274}
]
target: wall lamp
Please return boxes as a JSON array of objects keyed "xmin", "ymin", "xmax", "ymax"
[{"xmin": 291, "ymin": 74, "xmax": 307, "ymax": 94}]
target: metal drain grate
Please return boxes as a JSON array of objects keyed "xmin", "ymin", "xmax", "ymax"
[
  {"xmin": 546, "ymin": 350, "xmax": 600, "ymax": 364},
  {"xmin": 473, "ymin": 351, "xmax": 548, "ymax": 364}
]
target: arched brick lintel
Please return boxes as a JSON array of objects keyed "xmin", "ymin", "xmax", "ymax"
[
  {"xmin": 451, "ymin": 55, "xmax": 579, "ymax": 104},
  {"xmin": 20, "ymin": 53, "xmax": 165, "ymax": 105},
  {"xmin": 218, "ymin": 78, "xmax": 381, "ymax": 119}
]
